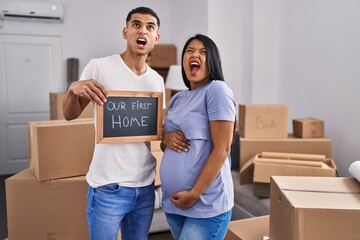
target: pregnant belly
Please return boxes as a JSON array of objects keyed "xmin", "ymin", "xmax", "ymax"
[{"xmin": 160, "ymin": 150, "xmax": 197, "ymax": 197}]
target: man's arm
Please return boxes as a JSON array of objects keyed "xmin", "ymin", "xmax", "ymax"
[{"xmin": 63, "ymin": 80, "xmax": 108, "ymax": 120}]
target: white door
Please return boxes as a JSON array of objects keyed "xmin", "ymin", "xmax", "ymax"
[{"xmin": 0, "ymin": 34, "xmax": 63, "ymax": 175}]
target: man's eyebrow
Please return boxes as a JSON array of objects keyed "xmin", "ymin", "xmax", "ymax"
[{"xmin": 130, "ymin": 19, "xmax": 141, "ymax": 24}]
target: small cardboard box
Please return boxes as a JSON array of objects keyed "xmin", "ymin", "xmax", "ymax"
[
  {"xmin": 293, "ymin": 118, "xmax": 324, "ymax": 138},
  {"xmin": 28, "ymin": 118, "xmax": 95, "ymax": 181},
  {"xmin": 225, "ymin": 215, "xmax": 269, "ymax": 240},
  {"xmin": 239, "ymin": 135, "xmax": 333, "ymax": 171},
  {"xmin": 270, "ymin": 176, "xmax": 360, "ymax": 240},
  {"xmin": 50, "ymin": 92, "xmax": 93, "ymax": 120},
  {"xmin": 238, "ymin": 104, "xmax": 288, "ymax": 139},
  {"xmin": 6, "ymin": 169, "xmax": 89, "ymax": 240},
  {"xmin": 146, "ymin": 44, "xmax": 177, "ymax": 68}
]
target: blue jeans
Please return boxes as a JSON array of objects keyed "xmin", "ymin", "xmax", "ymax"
[
  {"xmin": 165, "ymin": 210, "xmax": 232, "ymax": 240},
  {"xmin": 87, "ymin": 183, "xmax": 155, "ymax": 240}
]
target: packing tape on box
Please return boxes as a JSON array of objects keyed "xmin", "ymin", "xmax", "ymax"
[{"xmin": 349, "ymin": 161, "xmax": 360, "ymax": 182}]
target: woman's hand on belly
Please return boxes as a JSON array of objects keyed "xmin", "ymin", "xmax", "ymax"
[
  {"xmin": 170, "ymin": 189, "xmax": 200, "ymax": 210},
  {"xmin": 162, "ymin": 131, "xmax": 191, "ymax": 152}
]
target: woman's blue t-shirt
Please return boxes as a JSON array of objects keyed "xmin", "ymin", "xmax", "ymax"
[{"xmin": 160, "ymin": 80, "xmax": 236, "ymax": 218}]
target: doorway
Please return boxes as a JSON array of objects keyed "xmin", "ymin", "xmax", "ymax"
[{"xmin": 0, "ymin": 34, "xmax": 63, "ymax": 174}]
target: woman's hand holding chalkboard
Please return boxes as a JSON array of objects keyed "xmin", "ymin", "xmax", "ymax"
[
  {"xmin": 162, "ymin": 131, "xmax": 191, "ymax": 153},
  {"xmin": 69, "ymin": 80, "xmax": 108, "ymax": 106}
]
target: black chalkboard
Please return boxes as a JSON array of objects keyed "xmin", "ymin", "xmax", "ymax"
[{"xmin": 96, "ymin": 91, "xmax": 163, "ymax": 143}]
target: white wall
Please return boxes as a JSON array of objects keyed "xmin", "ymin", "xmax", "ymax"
[
  {"xmin": 208, "ymin": 0, "xmax": 360, "ymax": 176},
  {"xmin": 0, "ymin": 0, "xmax": 173, "ymax": 91},
  {"xmin": 1, "ymin": 0, "xmax": 359, "ymax": 176},
  {"xmin": 276, "ymin": 0, "xmax": 360, "ymax": 177},
  {"xmin": 208, "ymin": 0, "xmax": 254, "ymax": 105}
]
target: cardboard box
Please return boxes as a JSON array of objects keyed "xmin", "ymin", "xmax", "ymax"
[
  {"xmin": 239, "ymin": 135, "xmax": 333, "ymax": 171},
  {"xmin": 146, "ymin": 44, "xmax": 177, "ymax": 68},
  {"xmin": 241, "ymin": 152, "xmax": 337, "ymax": 185},
  {"xmin": 151, "ymin": 140, "xmax": 163, "ymax": 187},
  {"xmin": 28, "ymin": 118, "xmax": 95, "ymax": 181},
  {"xmin": 6, "ymin": 169, "xmax": 89, "ymax": 240},
  {"xmin": 50, "ymin": 92, "xmax": 93, "ymax": 120},
  {"xmin": 293, "ymin": 118, "xmax": 324, "ymax": 138},
  {"xmin": 270, "ymin": 176, "xmax": 360, "ymax": 240},
  {"xmin": 238, "ymin": 104, "xmax": 288, "ymax": 139},
  {"xmin": 225, "ymin": 215, "xmax": 269, "ymax": 240}
]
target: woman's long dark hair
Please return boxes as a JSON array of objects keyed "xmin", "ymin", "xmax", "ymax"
[{"xmin": 181, "ymin": 34, "xmax": 225, "ymax": 89}]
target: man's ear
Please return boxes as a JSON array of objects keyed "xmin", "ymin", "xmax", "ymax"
[
  {"xmin": 122, "ymin": 27, "xmax": 128, "ymax": 39},
  {"xmin": 154, "ymin": 33, "xmax": 160, "ymax": 45}
]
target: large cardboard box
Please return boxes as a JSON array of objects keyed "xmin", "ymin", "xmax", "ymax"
[
  {"xmin": 146, "ymin": 44, "xmax": 177, "ymax": 68},
  {"xmin": 293, "ymin": 118, "xmax": 324, "ymax": 138},
  {"xmin": 225, "ymin": 215, "xmax": 269, "ymax": 240},
  {"xmin": 28, "ymin": 118, "xmax": 95, "ymax": 181},
  {"xmin": 270, "ymin": 176, "xmax": 360, "ymax": 240},
  {"xmin": 6, "ymin": 169, "xmax": 89, "ymax": 240},
  {"xmin": 238, "ymin": 104, "xmax": 288, "ymax": 139},
  {"xmin": 239, "ymin": 135, "xmax": 333, "ymax": 171},
  {"xmin": 50, "ymin": 92, "xmax": 93, "ymax": 120}
]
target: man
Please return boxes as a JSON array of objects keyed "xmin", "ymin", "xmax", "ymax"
[{"xmin": 63, "ymin": 7, "xmax": 164, "ymax": 240}]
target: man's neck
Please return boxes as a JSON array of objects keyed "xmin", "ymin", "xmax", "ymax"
[{"xmin": 120, "ymin": 51, "xmax": 147, "ymax": 76}]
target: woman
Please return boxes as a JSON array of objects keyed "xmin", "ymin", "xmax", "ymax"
[{"xmin": 160, "ymin": 34, "xmax": 236, "ymax": 240}]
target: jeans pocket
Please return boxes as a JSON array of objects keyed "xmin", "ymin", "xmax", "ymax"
[{"xmin": 97, "ymin": 183, "xmax": 121, "ymax": 193}]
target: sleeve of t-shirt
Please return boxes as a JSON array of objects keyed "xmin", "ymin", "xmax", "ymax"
[
  {"xmin": 206, "ymin": 81, "xmax": 236, "ymax": 121},
  {"xmin": 79, "ymin": 59, "xmax": 99, "ymax": 81}
]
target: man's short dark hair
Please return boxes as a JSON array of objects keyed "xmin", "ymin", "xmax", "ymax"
[{"xmin": 126, "ymin": 6, "xmax": 160, "ymax": 28}]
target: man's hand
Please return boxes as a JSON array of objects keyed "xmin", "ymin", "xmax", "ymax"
[{"xmin": 68, "ymin": 80, "xmax": 108, "ymax": 106}]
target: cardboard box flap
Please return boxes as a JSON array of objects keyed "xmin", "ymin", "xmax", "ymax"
[
  {"xmin": 239, "ymin": 154, "xmax": 256, "ymax": 184},
  {"xmin": 225, "ymin": 215, "xmax": 269, "ymax": 240},
  {"xmin": 284, "ymin": 190, "xmax": 360, "ymax": 210},
  {"xmin": 6, "ymin": 169, "xmax": 86, "ymax": 182},
  {"xmin": 273, "ymin": 176, "xmax": 360, "ymax": 193}
]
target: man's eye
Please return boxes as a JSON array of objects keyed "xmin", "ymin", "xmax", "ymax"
[{"xmin": 133, "ymin": 23, "xmax": 140, "ymax": 27}]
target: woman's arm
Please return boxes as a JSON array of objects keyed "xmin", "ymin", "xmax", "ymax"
[{"xmin": 170, "ymin": 120, "xmax": 234, "ymax": 210}]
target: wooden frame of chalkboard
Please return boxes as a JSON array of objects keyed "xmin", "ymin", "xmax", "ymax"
[{"xmin": 96, "ymin": 91, "xmax": 163, "ymax": 143}]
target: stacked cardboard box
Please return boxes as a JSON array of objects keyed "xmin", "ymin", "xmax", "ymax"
[
  {"xmin": 238, "ymin": 104, "xmax": 336, "ymax": 197},
  {"xmin": 50, "ymin": 92, "xmax": 93, "ymax": 120},
  {"xmin": 293, "ymin": 118, "xmax": 324, "ymax": 138},
  {"xmin": 7, "ymin": 118, "xmax": 96, "ymax": 239},
  {"xmin": 6, "ymin": 116, "xmax": 163, "ymax": 239},
  {"xmin": 28, "ymin": 118, "xmax": 95, "ymax": 181}
]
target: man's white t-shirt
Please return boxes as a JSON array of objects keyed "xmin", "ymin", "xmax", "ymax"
[{"xmin": 80, "ymin": 54, "xmax": 165, "ymax": 188}]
